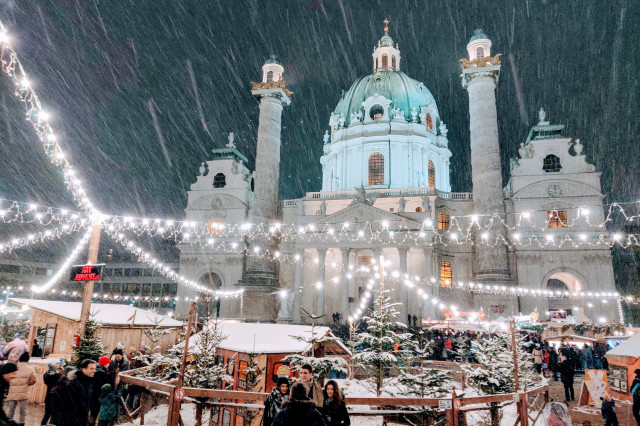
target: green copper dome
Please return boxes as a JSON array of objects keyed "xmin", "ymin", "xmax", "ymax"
[
  {"xmin": 265, "ymin": 54, "xmax": 280, "ymax": 65},
  {"xmin": 470, "ymin": 29, "xmax": 488, "ymax": 41},
  {"xmin": 334, "ymin": 71, "xmax": 438, "ymax": 126}
]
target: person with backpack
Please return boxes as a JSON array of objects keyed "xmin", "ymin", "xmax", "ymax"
[
  {"xmin": 631, "ymin": 369, "xmax": 640, "ymax": 425},
  {"xmin": 601, "ymin": 394, "xmax": 619, "ymax": 426},
  {"xmin": 97, "ymin": 384, "xmax": 121, "ymax": 426},
  {"xmin": 4, "ymin": 352, "xmax": 37, "ymax": 425}
]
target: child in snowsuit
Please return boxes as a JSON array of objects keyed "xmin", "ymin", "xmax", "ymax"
[
  {"xmin": 601, "ymin": 396, "xmax": 619, "ymax": 426},
  {"xmin": 98, "ymin": 383, "xmax": 121, "ymax": 426}
]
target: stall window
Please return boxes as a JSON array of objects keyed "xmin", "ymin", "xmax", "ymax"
[{"xmin": 238, "ymin": 360, "xmax": 248, "ymax": 389}]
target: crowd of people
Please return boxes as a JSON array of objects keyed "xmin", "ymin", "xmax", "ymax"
[
  {"xmin": 264, "ymin": 364, "xmax": 350, "ymax": 426},
  {"xmin": 0, "ymin": 338, "xmax": 148, "ymax": 426}
]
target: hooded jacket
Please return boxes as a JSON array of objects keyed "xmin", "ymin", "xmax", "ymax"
[
  {"xmin": 272, "ymin": 399, "xmax": 327, "ymax": 426},
  {"xmin": 5, "ymin": 361, "xmax": 36, "ymax": 401},
  {"xmin": 0, "ymin": 362, "xmax": 18, "ymax": 422}
]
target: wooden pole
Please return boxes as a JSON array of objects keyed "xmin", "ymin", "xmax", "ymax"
[
  {"xmin": 78, "ymin": 221, "xmax": 102, "ymax": 338},
  {"xmin": 510, "ymin": 318, "xmax": 519, "ymax": 391},
  {"xmin": 168, "ymin": 302, "xmax": 196, "ymax": 426}
]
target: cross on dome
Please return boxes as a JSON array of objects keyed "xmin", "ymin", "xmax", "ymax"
[{"xmin": 383, "ymin": 18, "xmax": 390, "ymax": 34}]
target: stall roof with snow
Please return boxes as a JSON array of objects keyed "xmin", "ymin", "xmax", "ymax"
[
  {"xmin": 607, "ymin": 333, "xmax": 640, "ymax": 359},
  {"xmin": 545, "ymin": 334, "xmax": 597, "ymax": 343},
  {"xmin": 10, "ymin": 298, "xmax": 183, "ymax": 328},
  {"xmin": 188, "ymin": 321, "xmax": 351, "ymax": 355}
]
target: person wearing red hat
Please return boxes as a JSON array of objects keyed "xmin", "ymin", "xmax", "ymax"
[{"xmin": 94, "ymin": 356, "xmax": 114, "ymax": 395}]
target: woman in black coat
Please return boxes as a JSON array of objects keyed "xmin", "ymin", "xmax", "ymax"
[
  {"xmin": 322, "ymin": 380, "xmax": 350, "ymax": 426},
  {"xmin": 0, "ymin": 363, "xmax": 19, "ymax": 426}
]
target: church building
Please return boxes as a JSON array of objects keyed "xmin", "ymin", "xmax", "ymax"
[{"xmin": 176, "ymin": 24, "xmax": 618, "ymax": 325}]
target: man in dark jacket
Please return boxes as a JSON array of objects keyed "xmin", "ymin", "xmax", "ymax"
[
  {"xmin": 263, "ymin": 378, "xmax": 289, "ymax": 426},
  {"xmin": 559, "ymin": 358, "xmax": 575, "ymax": 402},
  {"xmin": 108, "ymin": 349, "xmax": 129, "ymax": 382},
  {"xmin": 67, "ymin": 359, "xmax": 98, "ymax": 426},
  {"xmin": 0, "ymin": 363, "xmax": 19, "ymax": 426},
  {"xmin": 631, "ymin": 369, "xmax": 640, "ymax": 425},
  {"xmin": 41, "ymin": 361, "xmax": 61, "ymax": 425},
  {"xmin": 273, "ymin": 383, "xmax": 326, "ymax": 426}
]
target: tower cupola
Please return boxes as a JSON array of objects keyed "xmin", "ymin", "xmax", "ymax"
[
  {"xmin": 372, "ymin": 18, "xmax": 400, "ymax": 72},
  {"xmin": 261, "ymin": 55, "xmax": 284, "ymax": 83},
  {"xmin": 466, "ymin": 29, "xmax": 492, "ymax": 61}
]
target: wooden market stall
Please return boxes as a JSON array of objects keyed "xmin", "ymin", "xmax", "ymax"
[
  {"xmin": 187, "ymin": 321, "xmax": 351, "ymax": 426},
  {"xmin": 10, "ymin": 298, "xmax": 183, "ymax": 358},
  {"xmin": 605, "ymin": 333, "xmax": 640, "ymax": 402},
  {"xmin": 545, "ymin": 334, "xmax": 597, "ymax": 349}
]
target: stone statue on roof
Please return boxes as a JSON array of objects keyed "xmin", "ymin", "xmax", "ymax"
[
  {"xmin": 350, "ymin": 184, "xmax": 375, "ymax": 206},
  {"xmin": 226, "ymin": 132, "xmax": 236, "ymax": 149}
]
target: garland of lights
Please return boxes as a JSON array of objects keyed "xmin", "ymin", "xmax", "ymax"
[
  {"xmin": 31, "ymin": 226, "xmax": 92, "ymax": 293},
  {"xmin": 0, "ymin": 199, "xmax": 88, "ymax": 226},
  {"xmin": 0, "ymin": 220, "xmax": 89, "ymax": 253},
  {"xmin": 0, "ymin": 24, "xmax": 96, "ymax": 215}
]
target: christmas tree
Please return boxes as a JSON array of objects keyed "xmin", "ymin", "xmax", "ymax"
[
  {"xmin": 351, "ymin": 289, "xmax": 412, "ymax": 396},
  {"xmin": 73, "ymin": 315, "xmax": 104, "ymax": 365},
  {"xmin": 142, "ymin": 311, "xmax": 172, "ymax": 352},
  {"xmin": 284, "ymin": 320, "xmax": 348, "ymax": 379}
]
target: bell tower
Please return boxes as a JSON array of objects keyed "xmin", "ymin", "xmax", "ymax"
[
  {"xmin": 238, "ymin": 55, "xmax": 291, "ymax": 320},
  {"xmin": 461, "ymin": 29, "xmax": 511, "ymax": 283}
]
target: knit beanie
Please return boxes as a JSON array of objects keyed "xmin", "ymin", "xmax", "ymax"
[
  {"xmin": 113, "ymin": 349, "xmax": 124, "ymax": 356},
  {"xmin": 99, "ymin": 356, "xmax": 111, "ymax": 366},
  {"xmin": 101, "ymin": 383, "xmax": 112, "ymax": 394},
  {"xmin": 277, "ymin": 377, "xmax": 290, "ymax": 387}
]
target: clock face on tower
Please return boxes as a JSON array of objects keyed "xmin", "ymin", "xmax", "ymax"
[{"xmin": 547, "ymin": 184, "xmax": 563, "ymax": 198}]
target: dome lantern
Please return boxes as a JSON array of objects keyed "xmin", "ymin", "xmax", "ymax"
[
  {"xmin": 261, "ymin": 54, "xmax": 284, "ymax": 83},
  {"xmin": 372, "ymin": 18, "xmax": 400, "ymax": 72},
  {"xmin": 466, "ymin": 29, "xmax": 492, "ymax": 61}
]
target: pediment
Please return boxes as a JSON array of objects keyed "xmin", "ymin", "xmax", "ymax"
[
  {"xmin": 313, "ymin": 203, "xmax": 423, "ymax": 230},
  {"xmin": 188, "ymin": 193, "xmax": 247, "ymax": 211},
  {"xmin": 512, "ymin": 179, "xmax": 602, "ymax": 200}
]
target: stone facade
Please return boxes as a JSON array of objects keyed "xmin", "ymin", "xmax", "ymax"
[{"xmin": 176, "ymin": 29, "xmax": 618, "ymax": 325}]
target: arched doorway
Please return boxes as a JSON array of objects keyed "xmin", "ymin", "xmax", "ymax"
[
  {"xmin": 545, "ymin": 271, "xmax": 583, "ymax": 318},
  {"xmin": 199, "ymin": 272, "xmax": 222, "ymax": 318}
]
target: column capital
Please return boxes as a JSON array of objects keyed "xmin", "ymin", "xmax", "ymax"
[{"xmin": 461, "ymin": 64, "xmax": 501, "ymax": 89}]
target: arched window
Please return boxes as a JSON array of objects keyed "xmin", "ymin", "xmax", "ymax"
[
  {"xmin": 426, "ymin": 113, "xmax": 433, "ymax": 130},
  {"xmin": 382, "ymin": 54, "xmax": 388, "ymax": 69},
  {"xmin": 392, "ymin": 55, "xmax": 396, "ymax": 70},
  {"xmin": 369, "ymin": 104, "xmax": 384, "ymax": 121},
  {"xmin": 543, "ymin": 155, "xmax": 562, "ymax": 173},
  {"xmin": 476, "ymin": 47, "xmax": 485, "ymax": 60},
  {"xmin": 266, "ymin": 71, "xmax": 274, "ymax": 82},
  {"xmin": 428, "ymin": 161, "xmax": 436, "ymax": 188},
  {"xmin": 368, "ymin": 153, "xmax": 384, "ymax": 185},
  {"xmin": 440, "ymin": 261, "xmax": 452, "ymax": 288},
  {"xmin": 415, "ymin": 207, "xmax": 423, "ymax": 212},
  {"xmin": 213, "ymin": 173, "xmax": 226, "ymax": 188}
]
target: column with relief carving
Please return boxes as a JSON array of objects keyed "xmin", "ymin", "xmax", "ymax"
[
  {"xmin": 341, "ymin": 248, "xmax": 351, "ymax": 323},
  {"xmin": 316, "ymin": 248, "xmax": 327, "ymax": 319},
  {"xmin": 292, "ymin": 249, "xmax": 304, "ymax": 323},
  {"xmin": 398, "ymin": 247, "xmax": 409, "ymax": 324}
]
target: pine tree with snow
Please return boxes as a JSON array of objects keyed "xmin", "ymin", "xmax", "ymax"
[
  {"xmin": 143, "ymin": 311, "xmax": 172, "ymax": 350},
  {"xmin": 73, "ymin": 315, "xmax": 104, "ymax": 365},
  {"xmin": 238, "ymin": 352, "xmax": 265, "ymax": 424},
  {"xmin": 185, "ymin": 320, "xmax": 233, "ymax": 388},
  {"xmin": 351, "ymin": 289, "xmax": 413, "ymax": 396},
  {"xmin": 284, "ymin": 320, "xmax": 348, "ymax": 379}
]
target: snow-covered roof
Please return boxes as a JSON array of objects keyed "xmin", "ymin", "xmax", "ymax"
[
  {"xmin": 607, "ymin": 333, "xmax": 640, "ymax": 358},
  {"xmin": 189, "ymin": 321, "xmax": 351, "ymax": 355},
  {"xmin": 10, "ymin": 298, "xmax": 183, "ymax": 328},
  {"xmin": 545, "ymin": 334, "xmax": 596, "ymax": 342}
]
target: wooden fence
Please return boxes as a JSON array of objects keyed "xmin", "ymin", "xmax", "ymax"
[{"xmin": 119, "ymin": 371, "xmax": 549, "ymax": 426}]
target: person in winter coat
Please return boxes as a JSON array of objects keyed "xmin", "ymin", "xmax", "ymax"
[
  {"xmin": 97, "ymin": 384, "xmax": 120, "ymax": 426},
  {"xmin": 600, "ymin": 395, "xmax": 619, "ymax": 426},
  {"xmin": 272, "ymin": 383, "xmax": 326, "ymax": 426},
  {"xmin": 108, "ymin": 349, "xmax": 130, "ymax": 381},
  {"xmin": 297, "ymin": 364, "xmax": 324, "ymax": 408},
  {"xmin": 263, "ymin": 378, "xmax": 290, "ymax": 426},
  {"xmin": 3, "ymin": 334, "xmax": 27, "ymax": 364},
  {"xmin": 549, "ymin": 346, "xmax": 559, "ymax": 381},
  {"xmin": 532, "ymin": 345, "xmax": 544, "ymax": 374},
  {"xmin": 41, "ymin": 361, "xmax": 61, "ymax": 425},
  {"xmin": 50, "ymin": 367, "xmax": 79, "ymax": 426},
  {"xmin": 559, "ymin": 358, "xmax": 575, "ymax": 402},
  {"xmin": 5, "ymin": 352, "xmax": 36, "ymax": 424},
  {"xmin": 322, "ymin": 380, "xmax": 350, "ymax": 426},
  {"xmin": 94, "ymin": 357, "xmax": 114, "ymax": 390},
  {"xmin": 67, "ymin": 359, "xmax": 98, "ymax": 426},
  {"xmin": 0, "ymin": 363, "xmax": 19, "ymax": 426},
  {"xmin": 631, "ymin": 369, "xmax": 640, "ymax": 425}
]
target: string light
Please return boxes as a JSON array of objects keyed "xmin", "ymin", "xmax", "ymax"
[
  {"xmin": 31, "ymin": 227, "xmax": 92, "ymax": 293},
  {"xmin": 0, "ymin": 221, "xmax": 89, "ymax": 253}
]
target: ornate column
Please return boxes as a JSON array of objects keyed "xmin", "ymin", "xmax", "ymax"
[
  {"xmin": 341, "ymin": 248, "xmax": 351, "ymax": 323},
  {"xmin": 238, "ymin": 59, "xmax": 292, "ymax": 320},
  {"xmin": 461, "ymin": 31, "xmax": 510, "ymax": 284},
  {"xmin": 292, "ymin": 249, "xmax": 304, "ymax": 323},
  {"xmin": 398, "ymin": 247, "xmax": 409, "ymax": 324},
  {"xmin": 316, "ymin": 248, "xmax": 327, "ymax": 318}
]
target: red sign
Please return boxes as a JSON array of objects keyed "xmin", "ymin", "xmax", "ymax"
[
  {"xmin": 454, "ymin": 399, "xmax": 461, "ymax": 411},
  {"xmin": 175, "ymin": 388, "xmax": 185, "ymax": 401},
  {"xmin": 69, "ymin": 264, "xmax": 104, "ymax": 282}
]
